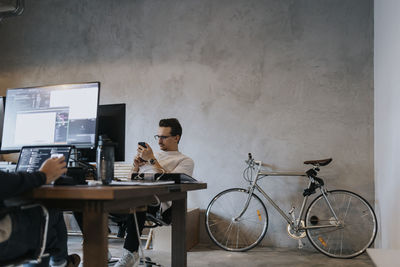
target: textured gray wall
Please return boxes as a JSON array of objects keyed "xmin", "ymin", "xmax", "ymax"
[
  {"xmin": 0, "ymin": 0, "xmax": 373, "ymax": 248},
  {"xmin": 375, "ymin": 0, "xmax": 400, "ymax": 249}
]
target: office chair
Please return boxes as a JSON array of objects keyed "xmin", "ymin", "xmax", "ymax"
[
  {"xmin": 108, "ymin": 208, "xmax": 171, "ymax": 267},
  {"xmin": 0, "ymin": 203, "xmax": 49, "ymax": 267},
  {"xmin": 110, "ymin": 207, "xmax": 171, "ymax": 238}
]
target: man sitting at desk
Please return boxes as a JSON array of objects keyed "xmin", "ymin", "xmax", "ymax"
[
  {"xmin": 0, "ymin": 157, "xmax": 80, "ymax": 267},
  {"xmin": 114, "ymin": 118, "xmax": 194, "ymax": 267}
]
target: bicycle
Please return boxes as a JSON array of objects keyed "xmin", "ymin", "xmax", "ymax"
[{"xmin": 205, "ymin": 153, "xmax": 377, "ymax": 258}]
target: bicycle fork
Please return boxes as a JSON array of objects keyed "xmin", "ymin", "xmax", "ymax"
[{"xmin": 233, "ymin": 178, "xmax": 258, "ymax": 222}]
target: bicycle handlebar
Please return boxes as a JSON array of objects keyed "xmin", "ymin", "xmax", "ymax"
[{"xmin": 246, "ymin": 153, "xmax": 264, "ymax": 167}]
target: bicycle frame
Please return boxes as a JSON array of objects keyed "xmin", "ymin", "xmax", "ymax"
[{"xmin": 235, "ymin": 162, "xmax": 340, "ymax": 231}]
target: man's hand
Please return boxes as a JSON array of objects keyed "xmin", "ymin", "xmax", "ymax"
[
  {"xmin": 133, "ymin": 155, "xmax": 147, "ymax": 171},
  {"xmin": 39, "ymin": 156, "xmax": 67, "ymax": 184},
  {"xmin": 137, "ymin": 143, "xmax": 155, "ymax": 161}
]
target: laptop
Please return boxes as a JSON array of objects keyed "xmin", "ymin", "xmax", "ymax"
[{"xmin": 16, "ymin": 145, "xmax": 73, "ymax": 173}]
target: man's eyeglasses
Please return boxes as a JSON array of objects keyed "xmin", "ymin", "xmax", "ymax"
[{"xmin": 154, "ymin": 135, "xmax": 176, "ymax": 140}]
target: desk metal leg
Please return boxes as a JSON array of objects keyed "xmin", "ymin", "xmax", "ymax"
[
  {"xmin": 171, "ymin": 193, "xmax": 187, "ymax": 267},
  {"xmin": 82, "ymin": 201, "xmax": 108, "ymax": 267}
]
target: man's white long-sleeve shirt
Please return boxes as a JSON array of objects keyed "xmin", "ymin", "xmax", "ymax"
[{"xmin": 139, "ymin": 150, "xmax": 194, "ymax": 176}]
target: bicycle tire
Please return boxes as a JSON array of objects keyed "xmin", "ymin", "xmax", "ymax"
[
  {"xmin": 305, "ymin": 190, "xmax": 377, "ymax": 258},
  {"xmin": 205, "ymin": 188, "xmax": 268, "ymax": 252}
]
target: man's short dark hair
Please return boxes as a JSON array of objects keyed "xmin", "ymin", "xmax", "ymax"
[{"xmin": 159, "ymin": 118, "xmax": 182, "ymax": 140}]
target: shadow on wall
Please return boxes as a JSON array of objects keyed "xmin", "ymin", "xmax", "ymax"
[{"xmin": 0, "ymin": 0, "xmax": 215, "ymax": 68}]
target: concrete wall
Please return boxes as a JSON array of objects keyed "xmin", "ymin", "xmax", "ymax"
[
  {"xmin": 0, "ymin": 0, "xmax": 373, "ymax": 248},
  {"xmin": 374, "ymin": 0, "xmax": 400, "ymax": 249}
]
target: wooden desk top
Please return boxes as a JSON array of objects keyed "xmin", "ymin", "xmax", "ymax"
[{"xmin": 31, "ymin": 183, "xmax": 207, "ymax": 200}]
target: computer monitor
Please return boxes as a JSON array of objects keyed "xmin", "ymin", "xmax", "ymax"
[
  {"xmin": 1, "ymin": 82, "xmax": 100, "ymax": 151},
  {"xmin": 0, "ymin": 97, "xmax": 5, "ymax": 148},
  {"xmin": 79, "ymin": 103, "xmax": 126, "ymax": 162}
]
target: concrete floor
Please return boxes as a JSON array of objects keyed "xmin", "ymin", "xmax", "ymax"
[{"xmin": 67, "ymin": 236, "xmax": 375, "ymax": 267}]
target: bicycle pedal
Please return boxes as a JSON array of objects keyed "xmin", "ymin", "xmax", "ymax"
[{"xmin": 297, "ymin": 239, "xmax": 304, "ymax": 249}]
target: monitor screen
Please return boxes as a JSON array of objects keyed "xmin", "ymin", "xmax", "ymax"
[
  {"xmin": 0, "ymin": 97, "xmax": 5, "ymax": 148},
  {"xmin": 79, "ymin": 103, "xmax": 126, "ymax": 162},
  {"xmin": 16, "ymin": 146, "xmax": 72, "ymax": 173},
  {"xmin": 1, "ymin": 82, "xmax": 100, "ymax": 151}
]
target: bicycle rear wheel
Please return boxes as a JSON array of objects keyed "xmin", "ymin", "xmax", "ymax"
[
  {"xmin": 205, "ymin": 188, "xmax": 268, "ymax": 252},
  {"xmin": 305, "ymin": 190, "xmax": 377, "ymax": 258}
]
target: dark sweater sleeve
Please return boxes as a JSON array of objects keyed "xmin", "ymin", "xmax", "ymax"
[{"xmin": 0, "ymin": 171, "xmax": 46, "ymax": 200}]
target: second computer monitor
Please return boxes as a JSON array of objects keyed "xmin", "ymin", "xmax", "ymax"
[{"xmin": 79, "ymin": 103, "xmax": 126, "ymax": 162}]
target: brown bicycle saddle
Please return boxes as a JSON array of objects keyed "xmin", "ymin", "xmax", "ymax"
[{"xmin": 303, "ymin": 158, "xmax": 332, "ymax": 166}]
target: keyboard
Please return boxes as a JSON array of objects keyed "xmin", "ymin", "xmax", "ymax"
[{"xmin": 109, "ymin": 180, "xmax": 175, "ymax": 186}]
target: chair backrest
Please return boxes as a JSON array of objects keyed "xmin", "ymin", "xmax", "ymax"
[
  {"xmin": 0, "ymin": 204, "xmax": 49, "ymax": 267},
  {"xmin": 108, "ymin": 208, "xmax": 171, "ymax": 239},
  {"xmin": 145, "ymin": 211, "xmax": 171, "ymax": 228}
]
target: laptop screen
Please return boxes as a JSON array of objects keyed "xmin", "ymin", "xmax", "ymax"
[{"xmin": 16, "ymin": 146, "xmax": 72, "ymax": 173}]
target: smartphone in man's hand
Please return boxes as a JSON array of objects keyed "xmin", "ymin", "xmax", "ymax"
[
  {"xmin": 138, "ymin": 142, "xmax": 147, "ymax": 148},
  {"xmin": 138, "ymin": 142, "xmax": 147, "ymax": 162}
]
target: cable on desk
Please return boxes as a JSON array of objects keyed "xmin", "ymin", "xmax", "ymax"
[
  {"xmin": 155, "ymin": 168, "xmax": 166, "ymax": 181},
  {"xmin": 131, "ymin": 165, "xmax": 166, "ymax": 183},
  {"xmin": 149, "ymin": 194, "xmax": 161, "ymax": 207}
]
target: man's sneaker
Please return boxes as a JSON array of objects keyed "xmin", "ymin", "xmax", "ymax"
[
  {"xmin": 66, "ymin": 254, "xmax": 81, "ymax": 267},
  {"xmin": 113, "ymin": 249, "xmax": 139, "ymax": 267}
]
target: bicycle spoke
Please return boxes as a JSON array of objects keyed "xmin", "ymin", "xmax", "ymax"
[
  {"xmin": 236, "ymin": 224, "xmax": 240, "ymax": 248},
  {"xmin": 238, "ymin": 217, "xmax": 266, "ymax": 225},
  {"xmin": 341, "ymin": 195, "xmax": 352, "ymax": 221},
  {"xmin": 214, "ymin": 201, "xmax": 235, "ymax": 221},
  {"xmin": 223, "ymin": 221, "xmax": 234, "ymax": 247},
  {"xmin": 208, "ymin": 218, "xmax": 230, "ymax": 228},
  {"xmin": 236, "ymin": 223, "xmax": 253, "ymax": 248},
  {"xmin": 238, "ymin": 225, "xmax": 252, "ymax": 247},
  {"xmin": 340, "ymin": 229, "xmax": 343, "ymax": 256},
  {"xmin": 226, "ymin": 195, "xmax": 240, "ymax": 218},
  {"xmin": 309, "ymin": 226, "xmax": 342, "ymax": 236},
  {"xmin": 326, "ymin": 234, "xmax": 331, "ymax": 250},
  {"xmin": 339, "ymin": 221, "xmax": 375, "ymax": 227}
]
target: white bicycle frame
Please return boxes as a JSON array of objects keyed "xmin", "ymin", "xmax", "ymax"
[{"xmin": 235, "ymin": 161, "xmax": 341, "ymax": 231}]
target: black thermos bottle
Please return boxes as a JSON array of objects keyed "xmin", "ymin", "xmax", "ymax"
[{"xmin": 96, "ymin": 135, "xmax": 115, "ymax": 185}]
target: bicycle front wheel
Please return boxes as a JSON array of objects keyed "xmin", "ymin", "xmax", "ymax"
[
  {"xmin": 305, "ymin": 190, "xmax": 377, "ymax": 258},
  {"xmin": 205, "ymin": 188, "xmax": 268, "ymax": 252}
]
